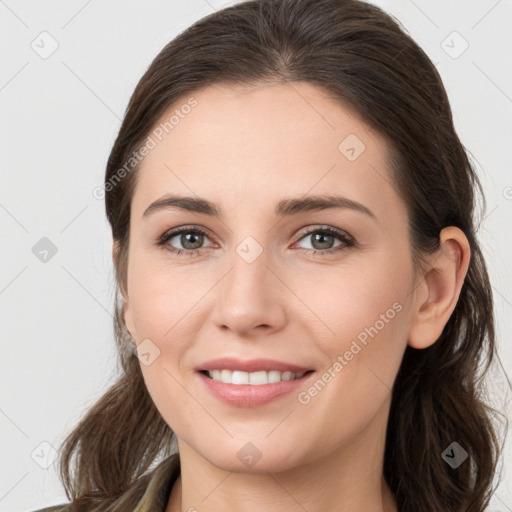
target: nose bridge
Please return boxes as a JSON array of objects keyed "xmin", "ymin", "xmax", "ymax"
[
  {"xmin": 225, "ymin": 237, "xmax": 271, "ymax": 303},
  {"xmin": 212, "ymin": 234, "xmax": 286, "ymax": 334}
]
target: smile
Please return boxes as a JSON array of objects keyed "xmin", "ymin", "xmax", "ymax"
[
  {"xmin": 201, "ymin": 369, "xmax": 311, "ymax": 385},
  {"xmin": 197, "ymin": 369, "xmax": 316, "ymax": 407}
]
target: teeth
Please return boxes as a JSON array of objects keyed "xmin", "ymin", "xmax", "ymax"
[{"xmin": 206, "ymin": 369, "xmax": 307, "ymax": 385}]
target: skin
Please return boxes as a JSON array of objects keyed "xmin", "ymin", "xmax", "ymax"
[{"xmin": 119, "ymin": 82, "xmax": 470, "ymax": 512}]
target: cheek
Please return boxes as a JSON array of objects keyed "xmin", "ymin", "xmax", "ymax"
[
  {"xmin": 128, "ymin": 267, "xmax": 199, "ymax": 432},
  {"xmin": 307, "ymin": 255, "xmax": 411, "ymax": 388},
  {"xmin": 128, "ymin": 260, "xmax": 199, "ymax": 341},
  {"xmin": 308, "ymin": 258, "xmax": 409, "ymax": 338},
  {"xmin": 295, "ymin": 284, "xmax": 408, "ymax": 448}
]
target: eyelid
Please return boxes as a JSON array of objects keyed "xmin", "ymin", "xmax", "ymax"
[
  {"xmin": 294, "ymin": 225, "xmax": 354, "ymax": 242},
  {"xmin": 157, "ymin": 224, "xmax": 214, "ymax": 244},
  {"xmin": 291, "ymin": 225, "xmax": 355, "ymax": 254}
]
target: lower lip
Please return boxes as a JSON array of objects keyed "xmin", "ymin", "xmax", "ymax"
[{"xmin": 198, "ymin": 371, "xmax": 315, "ymax": 408}]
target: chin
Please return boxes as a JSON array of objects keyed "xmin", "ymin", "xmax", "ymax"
[{"xmin": 197, "ymin": 439, "xmax": 310, "ymax": 475}]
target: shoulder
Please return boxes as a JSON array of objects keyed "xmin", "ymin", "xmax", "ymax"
[
  {"xmin": 30, "ymin": 453, "xmax": 180, "ymax": 512},
  {"xmin": 30, "ymin": 505, "xmax": 70, "ymax": 512}
]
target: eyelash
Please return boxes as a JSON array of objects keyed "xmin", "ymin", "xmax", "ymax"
[{"xmin": 156, "ymin": 225, "xmax": 355, "ymax": 257}]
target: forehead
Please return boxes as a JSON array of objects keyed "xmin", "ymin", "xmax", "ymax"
[{"xmin": 131, "ymin": 82, "xmax": 402, "ymax": 223}]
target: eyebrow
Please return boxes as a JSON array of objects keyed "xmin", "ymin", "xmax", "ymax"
[{"xmin": 143, "ymin": 193, "xmax": 376, "ymax": 220}]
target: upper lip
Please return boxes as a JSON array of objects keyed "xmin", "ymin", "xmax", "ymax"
[{"xmin": 197, "ymin": 357, "xmax": 312, "ymax": 373}]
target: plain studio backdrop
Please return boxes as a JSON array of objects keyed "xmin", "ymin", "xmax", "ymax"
[{"xmin": 1, "ymin": 1, "xmax": 511, "ymax": 511}]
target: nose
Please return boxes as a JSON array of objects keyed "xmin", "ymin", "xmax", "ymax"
[{"xmin": 211, "ymin": 246, "xmax": 287, "ymax": 337}]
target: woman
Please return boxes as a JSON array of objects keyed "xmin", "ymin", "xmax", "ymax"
[{"xmin": 34, "ymin": 0, "xmax": 504, "ymax": 510}]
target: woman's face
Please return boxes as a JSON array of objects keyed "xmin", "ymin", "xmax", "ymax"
[{"xmin": 123, "ymin": 82, "xmax": 420, "ymax": 473}]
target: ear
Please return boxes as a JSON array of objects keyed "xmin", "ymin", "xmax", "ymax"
[
  {"xmin": 112, "ymin": 240, "xmax": 125, "ymax": 299},
  {"xmin": 112, "ymin": 241, "xmax": 136, "ymax": 339},
  {"xmin": 408, "ymin": 226, "xmax": 471, "ymax": 349},
  {"xmin": 123, "ymin": 299, "xmax": 136, "ymax": 342}
]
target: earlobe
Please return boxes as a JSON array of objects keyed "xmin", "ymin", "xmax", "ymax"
[{"xmin": 408, "ymin": 227, "xmax": 471, "ymax": 349}]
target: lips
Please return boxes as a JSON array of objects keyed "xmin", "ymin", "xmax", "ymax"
[
  {"xmin": 197, "ymin": 357, "xmax": 312, "ymax": 374},
  {"xmin": 197, "ymin": 369, "xmax": 315, "ymax": 407}
]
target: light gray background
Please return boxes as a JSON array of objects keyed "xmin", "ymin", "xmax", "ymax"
[{"xmin": 1, "ymin": 1, "xmax": 511, "ymax": 511}]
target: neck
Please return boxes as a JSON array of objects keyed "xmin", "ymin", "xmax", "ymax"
[{"xmin": 166, "ymin": 400, "xmax": 397, "ymax": 512}]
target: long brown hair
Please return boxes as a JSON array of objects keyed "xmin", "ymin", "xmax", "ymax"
[{"xmin": 57, "ymin": 0, "xmax": 505, "ymax": 510}]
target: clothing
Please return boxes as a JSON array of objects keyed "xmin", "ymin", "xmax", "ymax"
[{"xmin": 32, "ymin": 453, "xmax": 181, "ymax": 512}]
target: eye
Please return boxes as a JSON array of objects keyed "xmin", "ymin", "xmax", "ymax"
[
  {"xmin": 156, "ymin": 225, "xmax": 355, "ymax": 257},
  {"xmin": 293, "ymin": 226, "xmax": 355, "ymax": 255},
  {"xmin": 156, "ymin": 226, "xmax": 214, "ymax": 257}
]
